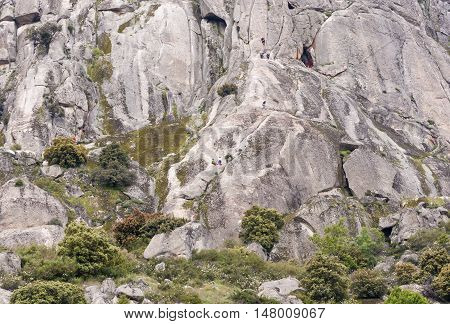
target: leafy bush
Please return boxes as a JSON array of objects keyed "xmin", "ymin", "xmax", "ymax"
[
  {"xmin": 240, "ymin": 206, "xmax": 285, "ymax": 251},
  {"xmin": 146, "ymin": 284, "xmax": 202, "ymax": 304},
  {"xmin": 0, "ymin": 273, "xmax": 24, "ymax": 291},
  {"xmin": 230, "ymin": 289, "xmax": 278, "ymax": 304},
  {"xmin": 300, "ymin": 254, "xmax": 349, "ymax": 303},
  {"xmin": 419, "ymin": 246, "xmax": 449, "ymax": 276},
  {"xmin": 113, "ymin": 210, "xmax": 187, "ymax": 247},
  {"xmin": 28, "ymin": 23, "xmax": 61, "ymax": 55},
  {"xmin": 58, "ymin": 222, "xmax": 132, "ymax": 277},
  {"xmin": 17, "ymin": 245, "xmax": 77, "ymax": 282},
  {"xmin": 432, "ymin": 264, "xmax": 450, "ymax": 302},
  {"xmin": 11, "ymin": 281, "xmax": 86, "ymax": 304},
  {"xmin": 217, "ymin": 83, "xmax": 238, "ymax": 97},
  {"xmin": 146, "ymin": 248, "xmax": 302, "ymax": 290},
  {"xmin": 99, "ymin": 143, "xmax": 130, "ymax": 167},
  {"xmin": 43, "ymin": 137, "xmax": 87, "ymax": 168},
  {"xmin": 394, "ymin": 262, "xmax": 420, "ymax": 285},
  {"xmin": 350, "ymin": 269, "xmax": 387, "ymax": 299},
  {"xmin": 92, "ymin": 144, "xmax": 135, "ymax": 188},
  {"xmin": 407, "ymin": 225, "xmax": 449, "ymax": 251},
  {"xmin": 311, "ymin": 220, "xmax": 385, "ymax": 271},
  {"xmin": 384, "ymin": 287, "xmax": 428, "ymax": 304},
  {"xmin": 14, "ymin": 179, "xmax": 24, "ymax": 187}
]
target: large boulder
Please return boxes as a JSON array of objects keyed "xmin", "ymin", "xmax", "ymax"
[
  {"xmin": 0, "ymin": 252, "xmax": 21, "ymax": 274},
  {"xmin": 14, "ymin": 0, "xmax": 40, "ymax": 27},
  {"xmin": 270, "ymin": 194, "xmax": 371, "ymax": 262},
  {"xmin": 143, "ymin": 222, "xmax": 213, "ymax": 259},
  {"xmin": 0, "ymin": 178, "xmax": 67, "ymax": 246},
  {"xmin": 379, "ymin": 206, "xmax": 448, "ymax": 244},
  {"xmin": 115, "ymin": 284, "xmax": 145, "ymax": 303},
  {"xmin": 258, "ymin": 277, "xmax": 303, "ymax": 304},
  {"xmin": 0, "ymin": 288, "xmax": 12, "ymax": 304},
  {"xmin": 85, "ymin": 278, "xmax": 116, "ymax": 304},
  {"xmin": 0, "ymin": 225, "xmax": 65, "ymax": 249}
]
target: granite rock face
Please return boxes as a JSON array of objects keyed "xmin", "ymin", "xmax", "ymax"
[{"xmin": 0, "ymin": 0, "xmax": 448, "ymax": 252}]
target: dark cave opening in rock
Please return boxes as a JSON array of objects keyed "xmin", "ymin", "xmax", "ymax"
[
  {"xmin": 204, "ymin": 13, "xmax": 227, "ymax": 29},
  {"xmin": 288, "ymin": 2, "xmax": 296, "ymax": 10},
  {"xmin": 301, "ymin": 47, "xmax": 314, "ymax": 68},
  {"xmin": 381, "ymin": 226, "xmax": 393, "ymax": 242}
]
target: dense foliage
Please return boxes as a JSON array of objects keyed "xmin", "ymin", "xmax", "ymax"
[
  {"xmin": 419, "ymin": 245, "xmax": 449, "ymax": 276},
  {"xmin": 384, "ymin": 287, "xmax": 428, "ymax": 304},
  {"xmin": 230, "ymin": 289, "xmax": 278, "ymax": 304},
  {"xmin": 394, "ymin": 262, "xmax": 420, "ymax": 285},
  {"xmin": 350, "ymin": 269, "xmax": 387, "ymax": 299},
  {"xmin": 311, "ymin": 220, "xmax": 385, "ymax": 270},
  {"xmin": 43, "ymin": 137, "xmax": 87, "ymax": 168},
  {"xmin": 432, "ymin": 264, "xmax": 450, "ymax": 302},
  {"xmin": 92, "ymin": 144, "xmax": 135, "ymax": 188},
  {"xmin": 58, "ymin": 222, "xmax": 132, "ymax": 277},
  {"xmin": 113, "ymin": 210, "xmax": 187, "ymax": 247},
  {"xmin": 300, "ymin": 254, "xmax": 349, "ymax": 303},
  {"xmin": 11, "ymin": 281, "xmax": 86, "ymax": 304},
  {"xmin": 240, "ymin": 206, "xmax": 285, "ymax": 251},
  {"xmin": 28, "ymin": 23, "xmax": 61, "ymax": 55}
]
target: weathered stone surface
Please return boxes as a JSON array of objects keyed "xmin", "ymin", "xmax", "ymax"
[
  {"xmin": 258, "ymin": 277, "xmax": 303, "ymax": 304},
  {"xmin": 143, "ymin": 222, "xmax": 213, "ymax": 259},
  {"xmin": 154, "ymin": 262, "xmax": 166, "ymax": 272},
  {"xmin": 14, "ymin": 0, "xmax": 41, "ymax": 27},
  {"xmin": 41, "ymin": 165, "xmax": 64, "ymax": 178},
  {"xmin": 0, "ymin": 288, "xmax": 12, "ymax": 304},
  {"xmin": 115, "ymin": 284, "xmax": 144, "ymax": 303},
  {"xmin": 379, "ymin": 206, "xmax": 449, "ymax": 244},
  {"xmin": 0, "ymin": 21, "xmax": 16, "ymax": 64},
  {"xmin": 85, "ymin": 278, "xmax": 116, "ymax": 304},
  {"xmin": 270, "ymin": 195, "xmax": 371, "ymax": 262},
  {"xmin": 400, "ymin": 251, "xmax": 419, "ymax": 265},
  {"xmin": 374, "ymin": 256, "xmax": 396, "ymax": 273},
  {"xmin": 246, "ymin": 243, "xmax": 267, "ymax": 261},
  {"xmin": 0, "ymin": 252, "xmax": 21, "ymax": 274},
  {"xmin": 0, "ymin": 225, "xmax": 64, "ymax": 248},
  {"xmin": 0, "ymin": 178, "xmax": 67, "ymax": 232}
]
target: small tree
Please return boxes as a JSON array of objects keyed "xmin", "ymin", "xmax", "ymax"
[
  {"xmin": 43, "ymin": 137, "xmax": 87, "ymax": 168},
  {"xmin": 384, "ymin": 287, "xmax": 428, "ymax": 304},
  {"xmin": 301, "ymin": 254, "xmax": 349, "ymax": 303},
  {"xmin": 58, "ymin": 222, "xmax": 126, "ymax": 277},
  {"xmin": 350, "ymin": 269, "xmax": 387, "ymax": 299},
  {"xmin": 432, "ymin": 265, "xmax": 450, "ymax": 302},
  {"xmin": 92, "ymin": 144, "xmax": 135, "ymax": 188},
  {"xmin": 240, "ymin": 206, "xmax": 284, "ymax": 251},
  {"xmin": 11, "ymin": 281, "xmax": 86, "ymax": 304},
  {"xmin": 419, "ymin": 246, "xmax": 449, "ymax": 276}
]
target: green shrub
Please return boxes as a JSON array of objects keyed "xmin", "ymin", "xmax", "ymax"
[
  {"xmin": 14, "ymin": 179, "xmax": 24, "ymax": 187},
  {"xmin": 407, "ymin": 224, "xmax": 449, "ymax": 251},
  {"xmin": 92, "ymin": 161, "xmax": 136, "ymax": 188},
  {"xmin": 240, "ymin": 206, "xmax": 285, "ymax": 252},
  {"xmin": 146, "ymin": 248, "xmax": 302, "ymax": 290},
  {"xmin": 311, "ymin": 220, "xmax": 384, "ymax": 271},
  {"xmin": 58, "ymin": 222, "xmax": 132, "ymax": 277},
  {"xmin": 419, "ymin": 246, "xmax": 449, "ymax": 276},
  {"xmin": 300, "ymin": 254, "xmax": 349, "ymax": 303},
  {"xmin": 432, "ymin": 264, "xmax": 450, "ymax": 302},
  {"xmin": 17, "ymin": 245, "xmax": 77, "ymax": 282},
  {"xmin": 92, "ymin": 144, "xmax": 135, "ymax": 188},
  {"xmin": 217, "ymin": 83, "xmax": 238, "ymax": 97},
  {"xmin": 99, "ymin": 143, "xmax": 130, "ymax": 167},
  {"xmin": 350, "ymin": 269, "xmax": 387, "ymax": 299},
  {"xmin": 28, "ymin": 23, "xmax": 61, "ymax": 55},
  {"xmin": 384, "ymin": 287, "xmax": 428, "ymax": 304},
  {"xmin": 0, "ymin": 273, "xmax": 24, "ymax": 291},
  {"xmin": 394, "ymin": 262, "xmax": 420, "ymax": 285},
  {"xmin": 146, "ymin": 284, "xmax": 202, "ymax": 304},
  {"xmin": 43, "ymin": 137, "xmax": 87, "ymax": 168},
  {"xmin": 113, "ymin": 210, "xmax": 187, "ymax": 247},
  {"xmin": 87, "ymin": 58, "xmax": 113, "ymax": 84},
  {"xmin": 230, "ymin": 289, "xmax": 278, "ymax": 304},
  {"xmin": 11, "ymin": 281, "xmax": 86, "ymax": 304}
]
